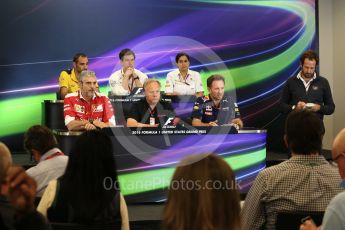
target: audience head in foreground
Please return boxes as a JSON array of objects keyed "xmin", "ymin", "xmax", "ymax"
[
  {"xmin": 24, "ymin": 125, "xmax": 68, "ymax": 197},
  {"xmin": 163, "ymin": 153, "xmax": 241, "ymax": 230},
  {"xmin": 284, "ymin": 109, "xmax": 325, "ymax": 155},
  {"xmin": 44, "ymin": 130, "xmax": 120, "ymax": 223}
]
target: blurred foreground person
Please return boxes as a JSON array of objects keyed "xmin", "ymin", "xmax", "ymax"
[{"xmin": 163, "ymin": 153, "xmax": 241, "ymax": 230}]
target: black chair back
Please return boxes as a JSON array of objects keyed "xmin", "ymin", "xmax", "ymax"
[
  {"xmin": 130, "ymin": 220, "xmax": 162, "ymax": 230},
  {"xmin": 51, "ymin": 221, "xmax": 121, "ymax": 230},
  {"xmin": 275, "ymin": 211, "xmax": 324, "ymax": 230}
]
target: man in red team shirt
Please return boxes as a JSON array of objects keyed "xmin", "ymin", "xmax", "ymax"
[{"xmin": 64, "ymin": 70, "xmax": 115, "ymax": 131}]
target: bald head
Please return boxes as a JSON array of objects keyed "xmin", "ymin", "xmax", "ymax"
[
  {"xmin": 333, "ymin": 129, "xmax": 345, "ymax": 158},
  {"xmin": 0, "ymin": 142, "xmax": 12, "ymax": 181},
  {"xmin": 332, "ymin": 129, "xmax": 345, "ymax": 179}
]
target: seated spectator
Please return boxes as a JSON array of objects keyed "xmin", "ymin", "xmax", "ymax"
[
  {"xmin": 109, "ymin": 48, "xmax": 148, "ymax": 96},
  {"xmin": 191, "ymin": 74, "xmax": 243, "ymax": 128},
  {"xmin": 127, "ymin": 78, "xmax": 177, "ymax": 127},
  {"xmin": 37, "ymin": 130, "xmax": 129, "ymax": 230},
  {"xmin": 300, "ymin": 128, "xmax": 345, "ymax": 230},
  {"xmin": 59, "ymin": 53, "xmax": 100, "ymax": 99},
  {"xmin": 64, "ymin": 70, "xmax": 115, "ymax": 131},
  {"xmin": 165, "ymin": 52, "xmax": 204, "ymax": 97},
  {"xmin": 24, "ymin": 125, "xmax": 68, "ymax": 197},
  {"xmin": 163, "ymin": 153, "xmax": 241, "ymax": 230},
  {"xmin": 241, "ymin": 110, "xmax": 343, "ymax": 230},
  {"xmin": 0, "ymin": 142, "xmax": 50, "ymax": 230}
]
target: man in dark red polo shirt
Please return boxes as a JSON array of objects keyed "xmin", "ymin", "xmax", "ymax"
[{"xmin": 64, "ymin": 70, "xmax": 115, "ymax": 131}]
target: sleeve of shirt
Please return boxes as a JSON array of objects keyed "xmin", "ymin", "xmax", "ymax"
[
  {"xmin": 191, "ymin": 97, "xmax": 204, "ymax": 119},
  {"xmin": 241, "ymin": 171, "xmax": 268, "ymax": 230},
  {"xmin": 194, "ymin": 72, "xmax": 204, "ymax": 93},
  {"xmin": 322, "ymin": 194, "xmax": 345, "ymax": 230},
  {"xmin": 37, "ymin": 180, "xmax": 57, "ymax": 217},
  {"xmin": 63, "ymin": 96, "xmax": 76, "ymax": 126},
  {"xmin": 321, "ymin": 79, "xmax": 335, "ymax": 115},
  {"xmin": 59, "ymin": 71, "xmax": 69, "ymax": 88},
  {"xmin": 279, "ymin": 79, "xmax": 293, "ymax": 114},
  {"xmin": 109, "ymin": 72, "xmax": 130, "ymax": 96},
  {"xmin": 102, "ymin": 96, "xmax": 116, "ymax": 126},
  {"xmin": 120, "ymin": 193, "xmax": 130, "ymax": 230},
  {"xmin": 137, "ymin": 70, "xmax": 148, "ymax": 84},
  {"xmin": 165, "ymin": 72, "xmax": 174, "ymax": 93}
]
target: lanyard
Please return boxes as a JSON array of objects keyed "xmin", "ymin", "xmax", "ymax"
[
  {"xmin": 44, "ymin": 152, "xmax": 64, "ymax": 161},
  {"xmin": 179, "ymin": 73, "xmax": 190, "ymax": 85}
]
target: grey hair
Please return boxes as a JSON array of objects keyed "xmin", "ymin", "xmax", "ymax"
[
  {"xmin": 143, "ymin": 78, "xmax": 161, "ymax": 90},
  {"xmin": 78, "ymin": 70, "xmax": 97, "ymax": 82}
]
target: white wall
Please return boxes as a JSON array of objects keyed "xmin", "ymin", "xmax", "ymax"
[
  {"xmin": 332, "ymin": 0, "xmax": 345, "ymax": 140},
  {"xmin": 318, "ymin": 0, "xmax": 345, "ymax": 149},
  {"xmin": 318, "ymin": 0, "xmax": 334, "ymax": 149}
]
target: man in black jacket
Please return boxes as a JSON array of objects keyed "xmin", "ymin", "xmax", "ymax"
[{"xmin": 279, "ymin": 50, "xmax": 335, "ymax": 122}]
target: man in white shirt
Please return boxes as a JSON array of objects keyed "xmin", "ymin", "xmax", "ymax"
[
  {"xmin": 109, "ymin": 48, "xmax": 148, "ymax": 96},
  {"xmin": 24, "ymin": 125, "xmax": 68, "ymax": 197}
]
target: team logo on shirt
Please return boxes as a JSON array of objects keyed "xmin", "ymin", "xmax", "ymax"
[
  {"xmin": 93, "ymin": 104, "xmax": 103, "ymax": 112},
  {"xmin": 222, "ymin": 107, "xmax": 229, "ymax": 111},
  {"xmin": 74, "ymin": 104, "xmax": 85, "ymax": 113},
  {"xmin": 206, "ymin": 105, "xmax": 212, "ymax": 111},
  {"xmin": 312, "ymin": 86, "xmax": 318, "ymax": 91}
]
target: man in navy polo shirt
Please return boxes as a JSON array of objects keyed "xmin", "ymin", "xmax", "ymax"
[
  {"xmin": 279, "ymin": 50, "xmax": 335, "ymax": 123},
  {"xmin": 191, "ymin": 74, "xmax": 243, "ymax": 128}
]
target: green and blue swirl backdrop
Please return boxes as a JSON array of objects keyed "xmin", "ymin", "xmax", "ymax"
[{"xmin": 1, "ymin": 0, "xmax": 318, "ymax": 151}]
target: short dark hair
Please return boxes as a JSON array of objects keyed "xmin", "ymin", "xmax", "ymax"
[
  {"xmin": 119, "ymin": 48, "xmax": 135, "ymax": 60},
  {"xmin": 73, "ymin": 53, "xmax": 87, "ymax": 63},
  {"xmin": 24, "ymin": 125, "xmax": 58, "ymax": 154},
  {"xmin": 285, "ymin": 110, "xmax": 324, "ymax": 155},
  {"xmin": 300, "ymin": 50, "xmax": 319, "ymax": 65},
  {"xmin": 207, "ymin": 74, "xmax": 225, "ymax": 88},
  {"xmin": 175, "ymin": 52, "xmax": 190, "ymax": 63}
]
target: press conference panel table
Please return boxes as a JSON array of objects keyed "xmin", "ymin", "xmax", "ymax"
[
  {"xmin": 42, "ymin": 94, "xmax": 197, "ymax": 130},
  {"xmin": 109, "ymin": 94, "xmax": 196, "ymax": 125},
  {"xmin": 54, "ymin": 126, "xmax": 267, "ymax": 203}
]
